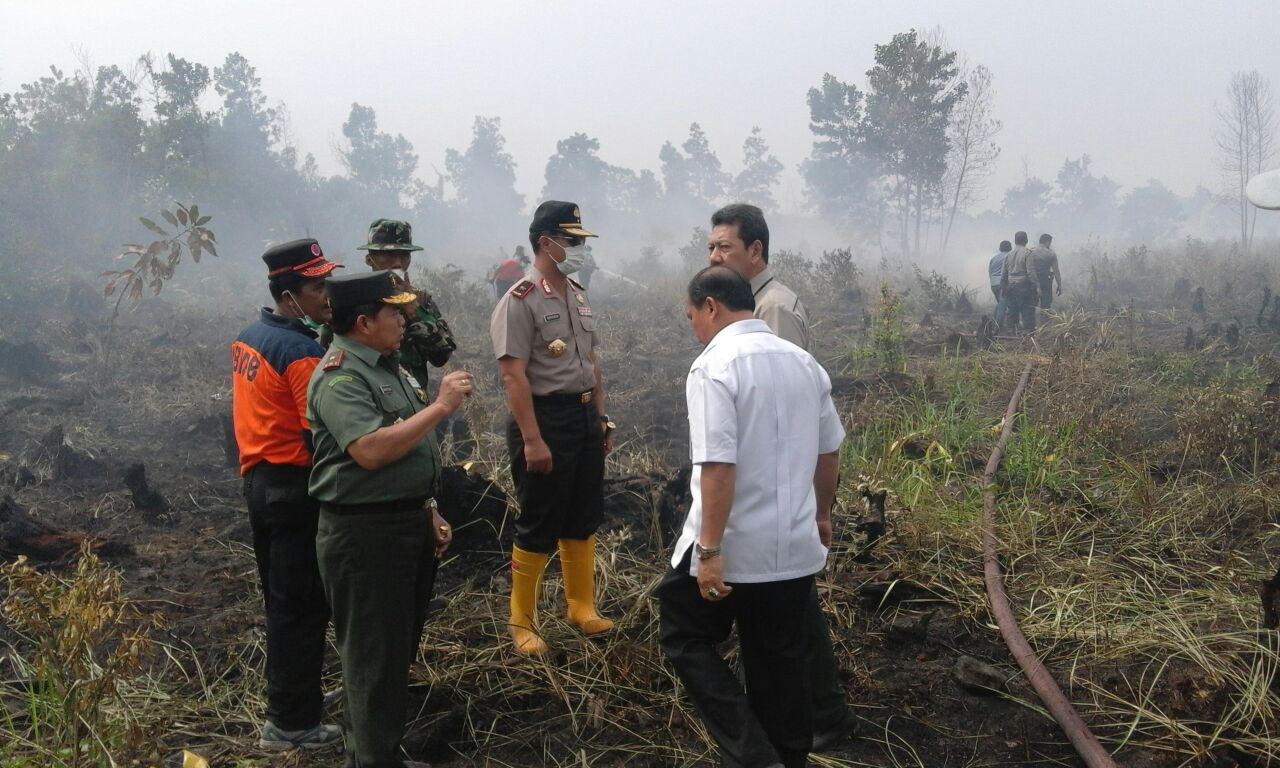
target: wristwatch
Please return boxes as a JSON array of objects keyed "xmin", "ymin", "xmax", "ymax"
[
  {"xmin": 600, "ymin": 413, "xmax": 617, "ymax": 431},
  {"xmin": 694, "ymin": 542, "xmax": 721, "ymax": 561}
]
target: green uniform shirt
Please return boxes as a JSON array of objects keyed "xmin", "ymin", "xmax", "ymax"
[
  {"xmin": 306, "ymin": 334, "xmax": 439, "ymax": 504},
  {"xmin": 399, "ymin": 294, "xmax": 456, "ymax": 387}
]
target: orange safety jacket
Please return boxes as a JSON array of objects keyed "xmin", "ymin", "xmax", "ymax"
[{"xmin": 231, "ymin": 308, "xmax": 323, "ymax": 475}]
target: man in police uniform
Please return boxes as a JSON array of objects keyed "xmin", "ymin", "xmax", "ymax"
[
  {"xmin": 355, "ymin": 218, "xmax": 457, "ymax": 387},
  {"xmin": 490, "ymin": 201, "xmax": 614, "ymax": 656},
  {"xmin": 308, "ymin": 271, "xmax": 473, "ymax": 767},
  {"xmin": 231, "ymin": 239, "xmax": 343, "ymax": 751},
  {"xmin": 707, "ymin": 203, "xmax": 853, "ymax": 752}
]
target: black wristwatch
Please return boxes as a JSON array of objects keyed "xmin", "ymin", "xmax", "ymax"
[{"xmin": 600, "ymin": 414, "xmax": 616, "ymax": 431}]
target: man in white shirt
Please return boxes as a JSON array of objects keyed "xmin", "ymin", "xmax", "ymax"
[
  {"xmin": 707, "ymin": 203, "xmax": 851, "ymax": 751},
  {"xmin": 658, "ymin": 266, "xmax": 845, "ymax": 768}
]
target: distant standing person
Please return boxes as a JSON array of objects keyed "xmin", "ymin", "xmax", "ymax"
[
  {"xmin": 988, "ymin": 240, "xmax": 1011, "ymax": 327},
  {"xmin": 490, "ymin": 201, "xmax": 614, "ymax": 655},
  {"xmin": 1000, "ymin": 231, "xmax": 1039, "ymax": 333},
  {"xmin": 659, "ymin": 266, "xmax": 845, "ymax": 768},
  {"xmin": 578, "ymin": 249, "xmax": 598, "ymax": 289},
  {"xmin": 231, "ymin": 239, "xmax": 343, "ymax": 751},
  {"xmin": 705, "ymin": 203, "xmax": 851, "ymax": 751},
  {"xmin": 493, "ymin": 246, "xmax": 531, "ymax": 297},
  {"xmin": 308, "ymin": 271, "xmax": 472, "ymax": 767},
  {"xmin": 1031, "ymin": 233, "xmax": 1061, "ymax": 309}
]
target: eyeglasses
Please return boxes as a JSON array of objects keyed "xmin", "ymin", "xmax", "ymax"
[{"xmin": 549, "ymin": 234, "xmax": 585, "ymax": 247}]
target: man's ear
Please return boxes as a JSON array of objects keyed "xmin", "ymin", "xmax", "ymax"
[
  {"xmin": 747, "ymin": 240, "xmax": 763, "ymax": 264},
  {"xmin": 364, "ymin": 255, "xmax": 375, "ymax": 269}
]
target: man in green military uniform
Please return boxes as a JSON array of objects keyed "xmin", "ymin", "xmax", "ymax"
[
  {"xmin": 355, "ymin": 218, "xmax": 456, "ymax": 387},
  {"xmin": 308, "ymin": 270, "xmax": 473, "ymax": 767}
]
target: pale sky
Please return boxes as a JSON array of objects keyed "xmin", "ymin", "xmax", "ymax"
[{"xmin": 4, "ymin": 0, "xmax": 1279, "ymax": 214}]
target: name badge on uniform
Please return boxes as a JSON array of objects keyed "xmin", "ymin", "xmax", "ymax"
[
  {"xmin": 577, "ymin": 306, "xmax": 593, "ymax": 317},
  {"xmin": 544, "ymin": 313, "xmax": 561, "ymax": 322},
  {"xmin": 379, "ymin": 384, "xmax": 394, "ymax": 394},
  {"xmin": 405, "ymin": 374, "xmax": 422, "ymax": 389}
]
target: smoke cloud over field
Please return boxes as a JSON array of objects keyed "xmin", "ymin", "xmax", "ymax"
[{"xmin": 1, "ymin": 0, "xmax": 1279, "ymax": 315}]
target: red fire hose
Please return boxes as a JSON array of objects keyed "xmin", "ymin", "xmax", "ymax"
[{"xmin": 982, "ymin": 362, "xmax": 1117, "ymax": 768}]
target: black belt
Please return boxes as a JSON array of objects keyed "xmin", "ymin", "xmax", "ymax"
[
  {"xmin": 533, "ymin": 391, "xmax": 594, "ymax": 405},
  {"xmin": 320, "ymin": 497, "xmax": 430, "ymax": 516}
]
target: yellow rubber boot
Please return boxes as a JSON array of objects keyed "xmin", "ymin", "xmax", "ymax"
[
  {"xmin": 509, "ymin": 546, "xmax": 550, "ymax": 656},
  {"xmin": 558, "ymin": 536, "xmax": 615, "ymax": 635}
]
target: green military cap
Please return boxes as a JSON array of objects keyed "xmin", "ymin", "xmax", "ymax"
[
  {"xmin": 325, "ymin": 270, "xmax": 416, "ymax": 310},
  {"xmin": 356, "ymin": 218, "xmax": 423, "ymax": 252},
  {"xmin": 529, "ymin": 201, "xmax": 597, "ymax": 238}
]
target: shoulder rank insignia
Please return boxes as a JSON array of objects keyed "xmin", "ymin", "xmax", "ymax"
[
  {"xmin": 322, "ymin": 349, "xmax": 345, "ymax": 371},
  {"xmin": 511, "ymin": 280, "xmax": 535, "ymax": 300},
  {"xmin": 540, "ymin": 278, "xmax": 554, "ymax": 296}
]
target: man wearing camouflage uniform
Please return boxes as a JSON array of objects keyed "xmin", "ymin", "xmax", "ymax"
[{"xmin": 355, "ymin": 219, "xmax": 457, "ymax": 385}]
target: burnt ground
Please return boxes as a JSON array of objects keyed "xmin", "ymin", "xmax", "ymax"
[{"xmin": 2, "ymin": 280, "xmax": 1278, "ymax": 767}]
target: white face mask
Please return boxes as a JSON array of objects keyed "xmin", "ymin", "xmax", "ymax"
[
  {"xmin": 285, "ymin": 291, "xmax": 323, "ymax": 329},
  {"xmin": 555, "ymin": 242, "xmax": 590, "ymax": 275}
]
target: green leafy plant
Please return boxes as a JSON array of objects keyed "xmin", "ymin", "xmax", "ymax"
[{"xmin": 101, "ymin": 203, "xmax": 216, "ymax": 319}]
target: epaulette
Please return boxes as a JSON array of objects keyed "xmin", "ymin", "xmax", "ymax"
[
  {"xmin": 567, "ymin": 277, "xmax": 585, "ymax": 291},
  {"xmin": 322, "ymin": 349, "xmax": 345, "ymax": 371},
  {"xmin": 511, "ymin": 280, "xmax": 535, "ymax": 300}
]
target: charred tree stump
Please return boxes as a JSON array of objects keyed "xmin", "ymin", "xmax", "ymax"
[
  {"xmin": 124, "ymin": 463, "xmax": 170, "ymax": 521},
  {"xmin": 854, "ymin": 483, "xmax": 889, "ymax": 563},
  {"xmin": 1262, "ymin": 568, "xmax": 1280, "ymax": 629}
]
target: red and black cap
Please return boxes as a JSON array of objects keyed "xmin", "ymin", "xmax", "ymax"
[{"xmin": 263, "ymin": 239, "xmax": 343, "ymax": 279}]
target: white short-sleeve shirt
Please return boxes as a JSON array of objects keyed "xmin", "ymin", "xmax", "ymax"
[{"xmin": 673, "ymin": 318, "xmax": 846, "ymax": 583}]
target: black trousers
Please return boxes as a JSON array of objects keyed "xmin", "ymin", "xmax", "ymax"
[
  {"xmin": 1038, "ymin": 278, "xmax": 1055, "ymax": 309},
  {"xmin": 1004, "ymin": 281, "xmax": 1038, "ymax": 332},
  {"xmin": 805, "ymin": 581, "xmax": 849, "ymax": 734},
  {"xmin": 244, "ymin": 462, "xmax": 331, "ymax": 731},
  {"xmin": 658, "ymin": 551, "xmax": 814, "ymax": 768},
  {"xmin": 506, "ymin": 396, "xmax": 604, "ymax": 553},
  {"xmin": 316, "ymin": 506, "xmax": 437, "ymax": 768}
]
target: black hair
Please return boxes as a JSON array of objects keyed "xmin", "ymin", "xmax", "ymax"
[
  {"xmin": 269, "ymin": 272, "xmax": 307, "ymax": 303},
  {"xmin": 999, "ymin": 240, "xmax": 1012, "ymax": 252},
  {"xmin": 711, "ymin": 203, "xmax": 770, "ymax": 263},
  {"xmin": 330, "ymin": 302, "xmax": 388, "ymax": 335},
  {"xmin": 1039, "ymin": 233, "xmax": 1053, "ymax": 245},
  {"xmin": 688, "ymin": 265, "xmax": 756, "ymax": 313},
  {"xmin": 1014, "ymin": 231, "xmax": 1029, "ymax": 246}
]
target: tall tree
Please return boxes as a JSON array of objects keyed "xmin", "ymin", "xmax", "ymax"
[
  {"xmin": 445, "ymin": 115, "xmax": 523, "ymax": 219},
  {"xmin": 1050, "ymin": 154, "xmax": 1118, "ymax": 235},
  {"xmin": 733, "ymin": 127, "xmax": 783, "ymax": 209},
  {"xmin": 660, "ymin": 123, "xmax": 728, "ymax": 208},
  {"xmin": 339, "ymin": 103, "xmax": 419, "ymax": 201},
  {"xmin": 1216, "ymin": 70, "xmax": 1276, "ymax": 253},
  {"xmin": 1002, "ymin": 176, "xmax": 1051, "ymax": 223},
  {"xmin": 1120, "ymin": 179, "xmax": 1185, "ymax": 244},
  {"xmin": 862, "ymin": 30, "xmax": 965, "ymax": 258},
  {"xmin": 800, "ymin": 73, "xmax": 875, "ymax": 226},
  {"xmin": 940, "ymin": 63, "xmax": 1000, "ymax": 257},
  {"xmin": 541, "ymin": 132, "xmax": 611, "ymax": 213}
]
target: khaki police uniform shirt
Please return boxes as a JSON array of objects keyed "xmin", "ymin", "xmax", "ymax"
[
  {"xmin": 490, "ymin": 267, "xmax": 599, "ymax": 396},
  {"xmin": 306, "ymin": 333, "xmax": 439, "ymax": 504},
  {"xmin": 750, "ymin": 267, "xmax": 811, "ymax": 351},
  {"xmin": 1002, "ymin": 246, "xmax": 1035, "ymax": 286}
]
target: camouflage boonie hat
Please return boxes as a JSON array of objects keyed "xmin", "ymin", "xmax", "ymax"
[{"xmin": 356, "ymin": 218, "xmax": 424, "ymax": 252}]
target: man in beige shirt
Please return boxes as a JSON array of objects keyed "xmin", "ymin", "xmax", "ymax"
[
  {"xmin": 490, "ymin": 201, "xmax": 614, "ymax": 656},
  {"xmin": 705, "ymin": 203, "xmax": 853, "ymax": 752},
  {"xmin": 1000, "ymin": 230, "xmax": 1040, "ymax": 332}
]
